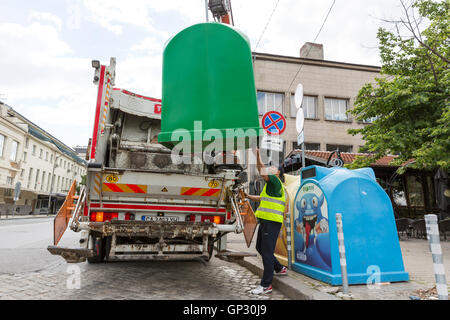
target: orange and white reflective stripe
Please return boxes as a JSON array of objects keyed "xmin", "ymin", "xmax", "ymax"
[
  {"xmin": 180, "ymin": 187, "xmax": 221, "ymax": 197},
  {"xmin": 100, "ymin": 75, "xmax": 112, "ymax": 134},
  {"xmin": 102, "ymin": 183, "xmax": 148, "ymax": 194},
  {"xmin": 93, "ymin": 173, "xmax": 101, "ymax": 195}
]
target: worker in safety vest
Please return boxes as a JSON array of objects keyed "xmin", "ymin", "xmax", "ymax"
[{"xmin": 245, "ymin": 148, "xmax": 288, "ymax": 295}]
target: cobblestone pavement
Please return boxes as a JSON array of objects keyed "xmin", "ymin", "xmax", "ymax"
[{"xmin": 0, "ymin": 257, "xmax": 289, "ymax": 300}]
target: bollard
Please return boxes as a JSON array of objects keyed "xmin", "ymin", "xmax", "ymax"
[
  {"xmin": 336, "ymin": 213, "xmax": 349, "ymax": 294},
  {"xmin": 286, "ymin": 210, "xmax": 292, "ymax": 269},
  {"xmin": 424, "ymin": 214, "xmax": 448, "ymax": 300}
]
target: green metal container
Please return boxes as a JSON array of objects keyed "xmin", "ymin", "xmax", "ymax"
[{"xmin": 158, "ymin": 22, "xmax": 261, "ymax": 152}]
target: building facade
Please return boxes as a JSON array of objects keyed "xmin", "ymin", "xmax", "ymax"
[
  {"xmin": 253, "ymin": 42, "xmax": 381, "ymax": 157},
  {"xmin": 0, "ymin": 102, "xmax": 86, "ymax": 216}
]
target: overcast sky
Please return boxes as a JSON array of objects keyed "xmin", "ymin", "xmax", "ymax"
[{"xmin": 0, "ymin": 0, "xmax": 407, "ymax": 148}]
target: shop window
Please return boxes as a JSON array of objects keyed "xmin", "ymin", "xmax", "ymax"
[
  {"xmin": 391, "ymin": 178, "xmax": 407, "ymax": 206},
  {"xmin": 406, "ymin": 176, "xmax": 424, "ymax": 207}
]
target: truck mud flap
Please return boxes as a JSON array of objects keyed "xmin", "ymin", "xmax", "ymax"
[{"xmin": 47, "ymin": 245, "xmax": 94, "ymax": 264}]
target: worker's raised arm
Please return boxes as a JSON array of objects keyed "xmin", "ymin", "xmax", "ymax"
[{"xmin": 255, "ymin": 148, "xmax": 270, "ymax": 182}]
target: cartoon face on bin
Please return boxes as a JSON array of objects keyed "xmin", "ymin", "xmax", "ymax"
[{"xmin": 294, "ymin": 183, "xmax": 331, "ymax": 271}]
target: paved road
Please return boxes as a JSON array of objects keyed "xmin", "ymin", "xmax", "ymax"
[{"xmin": 0, "ymin": 218, "xmax": 289, "ymax": 300}]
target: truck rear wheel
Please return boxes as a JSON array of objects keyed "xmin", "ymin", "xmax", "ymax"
[
  {"xmin": 87, "ymin": 234, "xmax": 106, "ymax": 263},
  {"xmin": 203, "ymin": 237, "xmax": 214, "ymax": 262}
]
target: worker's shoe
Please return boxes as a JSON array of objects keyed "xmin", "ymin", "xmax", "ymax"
[
  {"xmin": 274, "ymin": 266, "xmax": 288, "ymax": 276},
  {"xmin": 250, "ymin": 285, "xmax": 272, "ymax": 295}
]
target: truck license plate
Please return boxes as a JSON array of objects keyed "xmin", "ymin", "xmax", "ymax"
[{"xmin": 141, "ymin": 216, "xmax": 179, "ymax": 222}]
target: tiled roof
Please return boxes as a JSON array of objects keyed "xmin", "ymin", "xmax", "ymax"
[{"xmin": 290, "ymin": 150, "xmax": 413, "ymax": 167}]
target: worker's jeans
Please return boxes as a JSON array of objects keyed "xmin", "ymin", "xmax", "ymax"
[{"xmin": 255, "ymin": 219, "xmax": 283, "ymax": 288}]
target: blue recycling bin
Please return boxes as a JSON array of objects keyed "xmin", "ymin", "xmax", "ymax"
[{"xmin": 291, "ymin": 165, "xmax": 409, "ymax": 285}]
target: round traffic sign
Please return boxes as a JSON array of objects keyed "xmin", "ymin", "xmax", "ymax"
[
  {"xmin": 296, "ymin": 108, "xmax": 304, "ymax": 133},
  {"xmin": 294, "ymin": 83, "xmax": 304, "ymax": 109},
  {"xmin": 262, "ymin": 111, "xmax": 286, "ymax": 135}
]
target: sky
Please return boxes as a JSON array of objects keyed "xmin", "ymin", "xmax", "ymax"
[{"xmin": 0, "ymin": 0, "xmax": 408, "ymax": 148}]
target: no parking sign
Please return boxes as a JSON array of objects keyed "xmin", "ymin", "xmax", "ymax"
[{"xmin": 262, "ymin": 111, "xmax": 286, "ymax": 135}]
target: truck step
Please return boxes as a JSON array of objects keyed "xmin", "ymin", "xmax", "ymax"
[{"xmin": 47, "ymin": 245, "xmax": 94, "ymax": 263}]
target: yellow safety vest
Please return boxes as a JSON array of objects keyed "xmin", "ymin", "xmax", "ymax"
[{"xmin": 255, "ymin": 177, "xmax": 286, "ymax": 224}]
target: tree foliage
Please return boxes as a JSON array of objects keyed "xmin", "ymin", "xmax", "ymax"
[{"xmin": 348, "ymin": 0, "xmax": 449, "ymax": 171}]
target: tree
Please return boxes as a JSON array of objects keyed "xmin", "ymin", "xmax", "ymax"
[{"xmin": 348, "ymin": 0, "xmax": 449, "ymax": 172}]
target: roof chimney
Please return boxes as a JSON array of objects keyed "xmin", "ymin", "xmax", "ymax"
[{"xmin": 300, "ymin": 42, "xmax": 324, "ymax": 60}]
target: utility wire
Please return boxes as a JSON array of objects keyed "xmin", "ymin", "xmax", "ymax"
[
  {"xmin": 254, "ymin": 0, "xmax": 281, "ymax": 50},
  {"xmin": 287, "ymin": 0, "xmax": 337, "ymax": 92}
]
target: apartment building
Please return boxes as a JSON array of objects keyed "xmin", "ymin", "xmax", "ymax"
[
  {"xmin": 0, "ymin": 102, "xmax": 86, "ymax": 215},
  {"xmin": 253, "ymin": 42, "xmax": 380, "ymax": 157}
]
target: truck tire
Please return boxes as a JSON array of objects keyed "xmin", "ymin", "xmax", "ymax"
[
  {"xmin": 104, "ymin": 236, "xmax": 112, "ymax": 262},
  {"xmin": 87, "ymin": 234, "xmax": 106, "ymax": 263},
  {"xmin": 202, "ymin": 237, "xmax": 214, "ymax": 262}
]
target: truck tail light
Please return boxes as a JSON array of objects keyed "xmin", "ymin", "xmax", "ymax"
[
  {"xmin": 188, "ymin": 215, "xmax": 224, "ymax": 224},
  {"xmin": 90, "ymin": 212, "xmax": 119, "ymax": 222}
]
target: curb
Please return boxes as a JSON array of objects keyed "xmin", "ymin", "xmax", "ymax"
[
  {"xmin": 0, "ymin": 215, "xmax": 55, "ymax": 221},
  {"xmin": 220, "ymin": 250, "xmax": 339, "ymax": 300}
]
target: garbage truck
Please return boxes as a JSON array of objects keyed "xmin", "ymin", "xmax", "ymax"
[{"xmin": 48, "ymin": 22, "xmax": 261, "ymax": 263}]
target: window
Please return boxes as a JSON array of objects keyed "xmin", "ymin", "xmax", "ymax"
[
  {"xmin": 25, "ymin": 137, "xmax": 29, "ymax": 148},
  {"xmin": 305, "ymin": 143, "xmax": 321, "ymax": 151},
  {"xmin": 20, "ymin": 169, "xmax": 24, "ymax": 178},
  {"xmin": 391, "ymin": 178, "xmax": 407, "ymax": 206},
  {"xmin": 39, "ymin": 148, "xmax": 43, "ymax": 159},
  {"xmin": 50, "ymin": 154, "xmax": 53, "ymax": 163},
  {"xmin": 362, "ymin": 116, "xmax": 378, "ymax": 124},
  {"xmin": 406, "ymin": 176, "xmax": 424, "ymax": 207},
  {"xmin": 257, "ymin": 91, "xmax": 284, "ymax": 116},
  {"xmin": 23, "ymin": 152, "xmax": 27, "ymax": 162},
  {"xmin": 326, "ymin": 144, "xmax": 353, "ymax": 153},
  {"xmin": 35, "ymin": 169, "xmax": 40, "ymax": 190},
  {"xmin": 292, "ymin": 142, "xmax": 321, "ymax": 151},
  {"xmin": 325, "ymin": 98, "xmax": 349, "ymax": 121},
  {"xmin": 32, "ymin": 145, "xmax": 36, "ymax": 156},
  {"xmin": 41, "ymin": 171, "xmax": 46, "ymax": 190},
  {"xmin": 0, "ymin": 134, "xmax": 4, "ymax": 157},
  {"xmin": 28, "ymin": 168, "xmax": 33, "ymax": 188},
  {"xmin": 6, "ymin": 176, "xmax": 13, "ymax": 185},
  {"xmin": 290, "ymin": 95, "xmax": 317, "ymax": 119},
  {"xmin": 10, "ymin": 140, "xmax": 18, "ymax": 162},
  {"xmin": 47, "ymin": 173, "xmax": 52, "ymax": 191},
  {"xmin": 46, "ymin": 152, "xmax": 49, "ymax": 161}
]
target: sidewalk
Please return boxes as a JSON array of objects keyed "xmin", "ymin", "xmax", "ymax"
[{"xmin": 224, "ymin": 232, "xmax": 449, "ymax": 300}]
